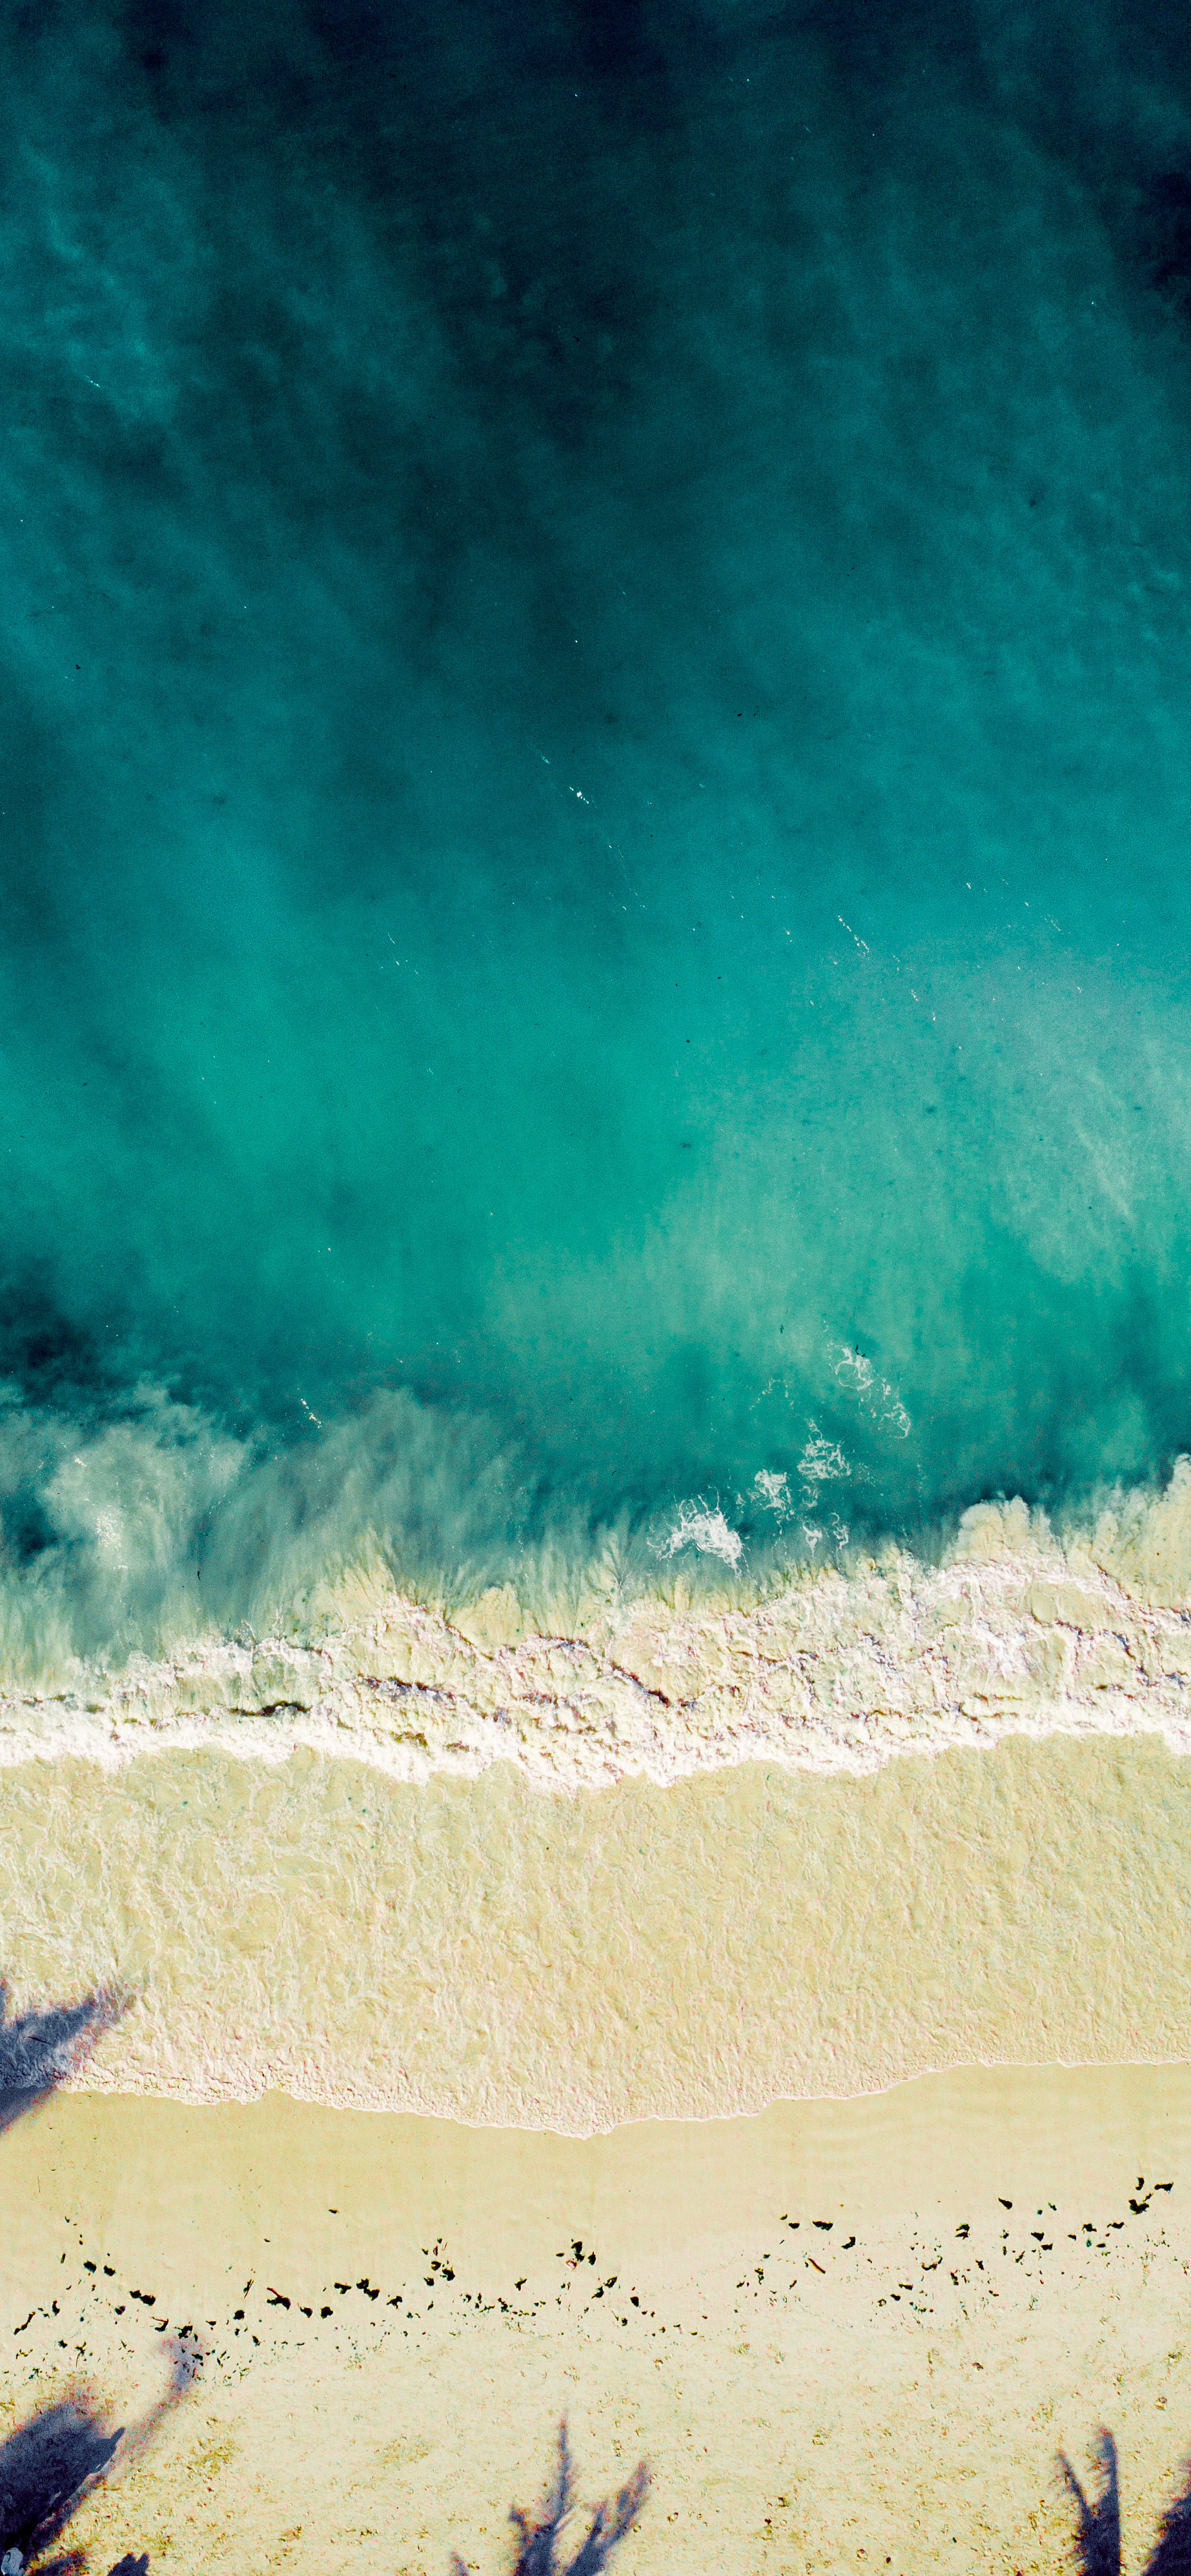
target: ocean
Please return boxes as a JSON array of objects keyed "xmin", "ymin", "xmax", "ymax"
[
  {"xmin": 1, "ymin": 0, "xmax": 1190, "ymax": 1685},
  {"xmin": 9, "ymin": 22, "xmax": 1191, "ymax": 2553}
]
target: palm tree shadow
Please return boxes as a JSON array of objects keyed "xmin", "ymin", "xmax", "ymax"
[
  {"xmin": 0, "ymin": 2341, "xmax": 196, "ymax": 2576},
  {"xmin": 1061, "ymin": 2433, "xmax": 1120, "ymax": 2575},
  {"xmin": 0, "ymin": 2401, "xmax": 123, "ymax": 2571},
  {"xmin": 453, "ymin": 2422, "xmax": 649, "ymax": 2576},
  {"xmin": 1145, "ymin": 2471, "xmax": 1191, "ymax": 2576},
  {"xmin": 0, "ymin": 1981, "xmax": 127, "ymax": 2133},
  {"xmin": 1061, "ymin": 2429, "xmax": 1191, "ymax": 2574}
]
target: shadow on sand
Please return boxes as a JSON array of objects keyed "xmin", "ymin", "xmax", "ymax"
[
  {"xmin": 0, "ymin": 2340, "xmax": 197, "ymax": 2576},
  {"xmin": 454, "ymin": 2422, "xmax": 649, "ymax": 2576},
  {"xmin": 0, "ymin": 1980, "xmax": 127, "ymax": 2135},
  {"xmin": 1062, "ymin": 2428, "xmax": 1191, "ymax": 2574},
  {"xmin": 0, "ymin": 1971, "xmax": 171, "ymax": 2575}
]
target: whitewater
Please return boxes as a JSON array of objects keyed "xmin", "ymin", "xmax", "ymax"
[{"xmin": 5, "ymin": 1465, "xmax": 1191, "ymax": 1791}]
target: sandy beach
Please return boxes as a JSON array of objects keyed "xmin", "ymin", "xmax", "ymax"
[
  {"xmin": 10, "ymin": 0, "xmax": 1191, "ymax": 2565},
  {"xmin": 1, "ymin": 1728, "xmax": 1190, "ymax": 2124},
  {"xmin": 7, "ymin": 1616, "xmax": 1191, "ymax": 2568},
  {"xmin": 4, "ymin": 2069, "xmax": 1191, "ymax": 2574}
]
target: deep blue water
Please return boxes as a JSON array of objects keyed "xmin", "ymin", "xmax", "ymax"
[{"xmin": 2, "ymin": 0, "xmax": 1191, "ymax": 1653}]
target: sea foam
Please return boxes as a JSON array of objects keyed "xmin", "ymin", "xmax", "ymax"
[{"xmin": 3, "ymin": 1458, "xmax": 1191, "ymax": 1788}]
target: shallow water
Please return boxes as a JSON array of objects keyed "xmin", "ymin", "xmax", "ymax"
[
  {"xmin": 2, "ymin": 3, "xmax": 1191, "ymax": 1657},
  {"xmin": 1, "ymin": 1729, "xmax": 1188, "ymax": 2125}
]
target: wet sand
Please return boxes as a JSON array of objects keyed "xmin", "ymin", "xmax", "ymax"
[{"xmin": 5, "ymin": 2069, "xmax": 1191, "ymax": 2574}]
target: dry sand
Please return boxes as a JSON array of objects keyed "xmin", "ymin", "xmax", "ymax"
[{"xmin": 5, "ymin": 2070, "xmax": 1191, "ymax": 2575}]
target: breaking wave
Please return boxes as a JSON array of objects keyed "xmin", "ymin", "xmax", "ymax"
[
  {"xmin": 0, "ymin": 1365, "xmax": 1190, "ymax": 1775},
  {"xmin": 0, "ymin": 1344, "xmax": 916, "ymax": 1680}
]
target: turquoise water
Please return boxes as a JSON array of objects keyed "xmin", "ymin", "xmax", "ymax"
[{"xmin": 1, "ymin": 0, "xmax": 1191, "ymax": 1654}]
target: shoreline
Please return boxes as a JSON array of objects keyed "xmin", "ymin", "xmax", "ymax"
[
  {"xmin": 54, "ymin": 2043, "xmax": 1191, "ymax": 2133},
  {"xmin": 5, "ymin": 1481, "xmax": 1191, "ymax": 1792},
  {"xmin": 12, "ymin": 2057, "xmax": 1191, "ymax": 2284}
]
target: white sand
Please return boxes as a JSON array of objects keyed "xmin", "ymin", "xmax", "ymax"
[{"xmin": 5, "ymin": 2071, "xmax": 1191, "ymax": 2575}]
